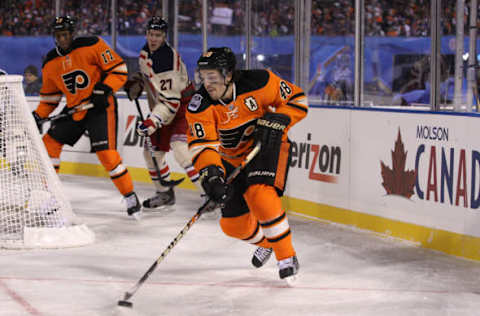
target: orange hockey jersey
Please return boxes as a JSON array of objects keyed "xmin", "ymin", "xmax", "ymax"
[
  {"xmin": 36, "ymin": 36, "xmax": 128, "ymax": 120},
  {"xmin": 186, "ymin": 69, "xmax": 308, "ymax": 173}
]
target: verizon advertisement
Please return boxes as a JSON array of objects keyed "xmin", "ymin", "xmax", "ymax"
[{"xmin": 287, "ymin": 109, "xmax": 350, "ymax": 209}]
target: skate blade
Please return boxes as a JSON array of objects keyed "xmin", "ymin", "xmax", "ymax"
[
  {"xmin": 143, "ymin": 205, "xmax": 175, "ymax": 213},
  {"xmin": 130, "ymin": 211, "xmax": 142, "ymax": 221},
  {"xmin": 283, "ymin": 274, "xmax": 298, "ymax": 287}
]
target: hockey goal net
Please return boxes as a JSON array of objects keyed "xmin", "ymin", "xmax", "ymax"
[{"xmin": 0, "ymin": 75, "xmax": 95, "ymax": 249}]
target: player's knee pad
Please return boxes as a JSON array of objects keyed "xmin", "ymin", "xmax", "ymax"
[
  {"xmin": 170, "ymin": 141, "xmax": 193, "ymax": 169},
  {"xmin": 96, "ymin": 149, "xmax": 122, "ymax": 171},
  {"xmin": 220, "ymin": 213, "xmax": 264, "ymax": 244},
  {"xmin": 42, "ymin": 134, "xmax": 63, "ymax": 158}
]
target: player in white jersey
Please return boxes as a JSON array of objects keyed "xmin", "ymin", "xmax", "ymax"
[{"xmin": 125, "ymin": 17, "xmax": 203, "ymax": 210}]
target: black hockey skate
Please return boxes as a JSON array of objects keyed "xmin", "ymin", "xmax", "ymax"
[
  {"xmin": 142, "ymin": 188, "xmax": 175, "ymax": 210},
  {"xmin": 125, "ymin": 192, "xmax": 141, "ymax": 218},
  {"xmin": 278, "ymin": 256, "xmax": 299, "ymax": 284},
  {"xmin": 251, "ymin": 247, "xmax": 273, "ymax": 268}
]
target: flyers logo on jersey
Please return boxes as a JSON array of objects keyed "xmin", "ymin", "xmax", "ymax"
[{"xmin": 62, "ymin": 70, "xmax": 90, "ymax": 94}]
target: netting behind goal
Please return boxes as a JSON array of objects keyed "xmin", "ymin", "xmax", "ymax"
[{"xmin": 0, "ymin": 75, "xmax": 95, "ymax": 249}]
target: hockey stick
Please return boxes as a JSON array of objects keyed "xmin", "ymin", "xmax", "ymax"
[
  {"xmin": 133, "ymin": 98, "xmax": 184, "ymax": 188},
  {"xmin": 118, "ymin": 141, "xmax": 262, "ymax": 308},
  {"xmin": 37, "ymin": 102, "xmax": 94, "ymax": 125}
]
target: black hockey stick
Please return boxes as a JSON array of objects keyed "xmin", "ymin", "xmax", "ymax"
[
  {"xmin": 38, "ymin": 102, "xmax": 94, "ymax": 125},
  {"xmin": 118, "ymin": 141, "xmax": 262, "ymax": 308},
  {"xmin": 133, "ymin": 98, "xmax": 184, "ymax": 188}
]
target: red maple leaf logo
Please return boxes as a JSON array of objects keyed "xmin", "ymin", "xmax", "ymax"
[{"xmin": 380, "ymin": 129, "xmax": 416, "ymax": 198}]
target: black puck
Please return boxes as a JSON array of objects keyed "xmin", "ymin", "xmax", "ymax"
[{"xmin": 118, "ymin": 300, "xmax": 133, "ymax": 308}]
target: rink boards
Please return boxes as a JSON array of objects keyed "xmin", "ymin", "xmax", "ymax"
[{"xmin": 27, "ymin": 97, "xmax": 480, "ymax": 261}]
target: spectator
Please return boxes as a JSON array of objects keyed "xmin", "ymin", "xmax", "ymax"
[{"xmin": 23, "ymin": 65, "xmax": 42, "ymax": 96}]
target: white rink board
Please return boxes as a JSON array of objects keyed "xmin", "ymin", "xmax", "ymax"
[
  {"xmin": 289, "ymin": 106, "xmax": 480, "ymax": 238},
  {"xmin": 28, "ymin": 96, "xmax": 480, "ymax": 239},
  {"xmin": 350, "ymin": 110, "xmax": 480, "ymax": 237},
  {"xmin": 27, "ymin": 96, "xmax": 186, "ymax": 172},
  {"xmin": 286, "ymin": 108, "xmax": 351, "ymax": 209}
]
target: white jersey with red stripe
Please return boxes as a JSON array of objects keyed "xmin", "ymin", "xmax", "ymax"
[{"xmin": 139, "ymin": 42, "xmax": 189, "ymax": 125}]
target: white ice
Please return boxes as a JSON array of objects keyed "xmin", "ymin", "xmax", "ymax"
[{"xmin": 2, "ymin": 174, "xmax": 480, "ymax": 316}]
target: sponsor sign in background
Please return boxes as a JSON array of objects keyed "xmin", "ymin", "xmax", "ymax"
[
  {"xmin": 289, "ymin": 106, "xmax": 480, "ymax": 239},
  {"xmin": 351, "ymin": 110, "xmax": 480, "ymax": 237},
  {"xmin": 286, "ymin": 108, "xmax": 350, "ymax": 210},
  {"xmin": 27, "ymin": 96, "xmax": 189, "ymax": 175}
]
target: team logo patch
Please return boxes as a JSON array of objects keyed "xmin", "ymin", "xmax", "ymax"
[
  {"xmin": 188, "ymin": 94, "xmax": 203, "ymax": 112},
  {"xmin": 62, "ymin": 70, "xmax": 89, "ymax": 94}
]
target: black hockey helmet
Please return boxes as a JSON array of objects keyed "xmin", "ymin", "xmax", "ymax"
[
  {"xmin": 147, "ymin": 17, "xmax": 168, "ymax": 32},
  {"xmin": 197, "ymin": 47, "xmax": 236, "ymax": 76},
  {"xmin": 52, "ymin": 16, "xmax": 76, "ymax": 33}
]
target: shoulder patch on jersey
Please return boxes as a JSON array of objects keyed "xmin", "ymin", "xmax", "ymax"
[
  {"xmin": 235, "ymin": 70, "xmax": 270, "ymax": 95},
  {"xmin": 188, "ymin": 93, "xmax": 203, "ymax": 112},
  {"xmin": 71, "ymin": 36, "xmax": 100, "ymax": 50},
  {"xmin": 187, "ymin": 88, "xmax": 212, "ymax": 113}
]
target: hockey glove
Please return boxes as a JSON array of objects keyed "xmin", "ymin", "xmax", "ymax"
[
  {"xmin": 199, "ymin": 165, "xmax": 232, "ymax": 206},
  {"xmin": 32, "ymin": 111, "xmax": 43, "ymax": 134},
  {"xmin": 124, "ymin": 72, "xmax": 144, "ymax": 101},
  {"xmin": 91, "ymin": 82, "xmax": 113, "ymax": 110},
  {"xmin": 255, "ymin": 112, "xmax": 291, "ymax": 155},
  {"xmin": 136, "ymin": 114, "xmax": 161, "ymax": 136}
]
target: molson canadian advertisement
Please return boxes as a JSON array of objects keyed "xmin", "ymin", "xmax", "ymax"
[{"xmin": 288, "ymin": 107, "xmax": 480, "ymax": 242}]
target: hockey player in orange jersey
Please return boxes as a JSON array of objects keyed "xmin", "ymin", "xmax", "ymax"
[
  {"xmin": 31, "ymin": 16, "xmax": 141, "ymax": 218},
  {"xmin": 186, "ymin": 47, "xmax": 308, "ymax": 282}
]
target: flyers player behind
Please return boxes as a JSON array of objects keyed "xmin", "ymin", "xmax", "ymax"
[
  {"xmin": 186, "ymin": 47, "xmax": 308, "ymax": 282},
  {"xmin": 31, "ymin": 16, "xmax": 141, "ymax": 218},
  {"xmin": 124, "ymin": 17, "xmax": 204, "ymax": 212}
]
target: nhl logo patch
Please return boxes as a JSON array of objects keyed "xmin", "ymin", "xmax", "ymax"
[{"xmin": 188, "ymin": 94, "xmax": 203, "ymax": 112}]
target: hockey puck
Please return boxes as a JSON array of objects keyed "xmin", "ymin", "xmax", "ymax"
[{"xmin": 118, "ymin": 300, "xmax": 133, "ymax": 308}]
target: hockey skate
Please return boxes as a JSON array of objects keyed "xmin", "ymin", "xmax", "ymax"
[
  {"xmin": 251, "ymin": 247, "xmax": 273, "ymax": 268},
  {"xmin": 278, "ymin": 256, "xmax": 299, "ymax": 285},
  {"xmin": 125, "ymin": 192, "xmax": 142, "ymax": 219},
  {"xmin": 142, "ymin": 188, "xmax": 175, "ymax": 211}
]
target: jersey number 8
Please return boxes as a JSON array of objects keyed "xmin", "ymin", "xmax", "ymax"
[{"xmin": 192, "ymin": 122, "xmax": 205, "ymax": 138}]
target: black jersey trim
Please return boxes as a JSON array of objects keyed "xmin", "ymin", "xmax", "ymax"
[
  {"xmin": 267, "ymin": 229, "xmax": 291, "ymax": 243},
  {"xmin": 288, "ymin": 92, "xmax": 305, "ymax": 101},
  {"xmin": 260, "ymin": 212, "xmax": 286, "ymax": 228},
  {"xmin": 286, "ymin": 102, "xmax": 308, "ymax": 113}
]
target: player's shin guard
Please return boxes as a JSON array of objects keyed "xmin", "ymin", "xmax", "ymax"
[
  {"xmin": 171, "ymin": 141, "xmax": 203, "ymax": 192},
  {"xmin": 96, "ymin": 149, "xmax": 134, "ymax": 196},
  {"xmin": 143, "ymin": 149, "xmax": 170, "ymax": 192},
  {"xmin": 42, "ymin": 134, "xmax": 63, "ymax": 172},
  {"xmin": 245, "ymin": 184, "xmax": 296, "ymax": 261}
]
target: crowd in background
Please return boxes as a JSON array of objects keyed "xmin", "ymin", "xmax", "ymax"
[{"xmin": 1, "ymin": 0, "xmax": 477, "ymax": 37}]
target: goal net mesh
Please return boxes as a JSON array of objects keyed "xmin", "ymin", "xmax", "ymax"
[{"xmin": 0, "ymin": 75, "xmax": 94, "ymax": 249}]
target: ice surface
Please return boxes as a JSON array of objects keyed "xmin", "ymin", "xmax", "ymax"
[{"xmin": 1, "ymin": 174, "xmax": 480, "ymax": 316}]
